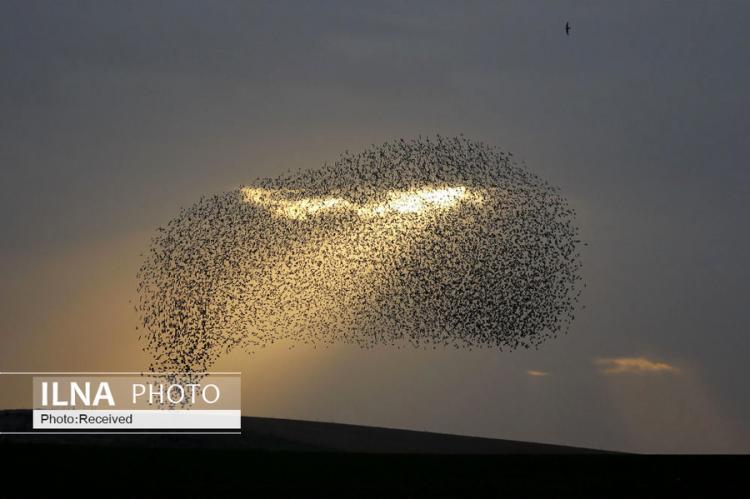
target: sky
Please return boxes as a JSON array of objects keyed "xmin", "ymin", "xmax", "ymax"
[{"xmin": 1, "ymin": 1, "xmax": 749, "ymax": 453}]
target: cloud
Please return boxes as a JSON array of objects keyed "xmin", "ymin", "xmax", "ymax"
[
  {"xmin": 527, "ymin": 370, "xmax": 549, "ymax": 377},
  {"xmin": 595, "ymin": 357, "xmax": 679, "ymax": 375}
]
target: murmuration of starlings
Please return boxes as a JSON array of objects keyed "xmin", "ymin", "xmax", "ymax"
[{"xmin": 136, "ymin": 136, "xmax": 584, "ymax": 372}]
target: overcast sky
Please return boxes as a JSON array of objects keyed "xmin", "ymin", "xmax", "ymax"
[{"xmin": 1, "ymin": 1, "xmax": 749, "ymax": 452}]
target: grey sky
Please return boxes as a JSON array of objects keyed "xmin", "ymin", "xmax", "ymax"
[{"xmin": 1, "ymin": 1, "xmax": 749, "ymax": 452}]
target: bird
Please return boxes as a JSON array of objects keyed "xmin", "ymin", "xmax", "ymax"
[{"xmin": 565, "ymin": 22, "xmax": 571, "ymax": 36}]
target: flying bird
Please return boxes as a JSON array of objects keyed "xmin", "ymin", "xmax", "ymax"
[{"xmin": 565, "ymin": 22, "xmax": 571, "ymax": 36}]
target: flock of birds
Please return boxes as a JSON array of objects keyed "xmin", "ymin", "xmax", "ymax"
[{"xmin": 136, "ymin": 136, "xmax": 583, "ymax": 373}]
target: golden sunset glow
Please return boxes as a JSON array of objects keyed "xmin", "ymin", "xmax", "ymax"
[
  {"xmin": 595, "ymin": 357, "xmax": 679, "ymax": 375},
  {"xmin": 241, "ymin": 186, "xmax": 483, "ymax": 220}
]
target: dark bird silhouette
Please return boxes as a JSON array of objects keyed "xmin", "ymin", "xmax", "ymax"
[{"xmin": 565, "ymin": 22, "xmax": 571, "ymax": 36}]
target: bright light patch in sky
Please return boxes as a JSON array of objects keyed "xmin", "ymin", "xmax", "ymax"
[
  {"xmin": 595, "ymin": 357, "xmax": 679, "ymax": 375},
  {"xmin": 241, "ymin": 186, "xmax": 483, "ymax": 220}
]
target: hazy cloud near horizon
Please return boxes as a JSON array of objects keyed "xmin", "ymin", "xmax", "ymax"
[
  {"xmin": 595, "ymin": 357, "xmax": 679, "ymax": 375},
  {"xmin": 1, "ymin": 1, "xmax": 749, "ymax": 453}
]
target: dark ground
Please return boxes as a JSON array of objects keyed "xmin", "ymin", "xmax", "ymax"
[{"xmin": 1, "ymin": 410, "xmax": 744, "ymax": 496}]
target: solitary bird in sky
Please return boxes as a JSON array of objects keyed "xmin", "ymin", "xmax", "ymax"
[{"xmin": 565, "ymin": 22, "xmax": 571, "ymax": 36}]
